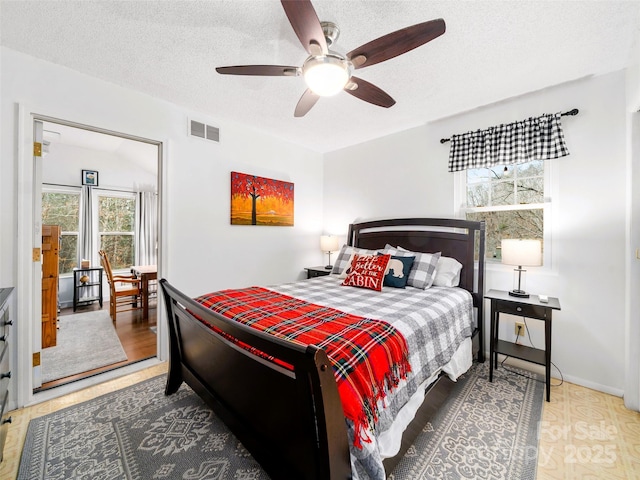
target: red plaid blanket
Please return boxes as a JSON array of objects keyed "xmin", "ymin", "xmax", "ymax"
[{"xmin": 195, "ymin": 287, "xmax": 411, "ymax": 448}]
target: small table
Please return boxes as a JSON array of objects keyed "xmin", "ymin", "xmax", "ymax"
[
  {"xmin": 73, "ymin": 266, "xmax": 103, "ymax": 312},
  {"xmin": 305, "ymin": 266, "xmax": 332, "ymax": 279},
  {"xmin": 486, "ymin": 289, "xmax": 561, "ymax": 402},
  {"xmin": 131, "ymin": 265, "xmax": 157, "ymax": 320}
]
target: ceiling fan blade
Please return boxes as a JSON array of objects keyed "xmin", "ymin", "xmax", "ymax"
[
  {"xmin": 216, "ymin": 65, "xmax": 300, "ymax": 76},
  {"xmin": 347, "ymin": 19, "xmax": 446, "ymax": 69},
  {"xmin": 294, "ymin": 89, "xmax": 319, "ymax": 117},
  {"xmin": 281, "ymin": 0, "xmax": 328, "ymax": 56},
  {"xmin": 344, "ymin": 76, "xmax": 395, "ymax": 108}
]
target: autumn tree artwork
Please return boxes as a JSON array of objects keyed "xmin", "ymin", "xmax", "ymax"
[{"xmin": 231, "ymin": 171, "xmax": 294, "ymax": 226}]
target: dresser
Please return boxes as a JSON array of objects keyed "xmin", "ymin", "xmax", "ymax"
[{"xmin": 0, "ymin": 287, "xmax": 14, "ymax": 463}]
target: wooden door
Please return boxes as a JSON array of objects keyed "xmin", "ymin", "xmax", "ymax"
[{"xmin": 42, "ymin": 225, "xmax": 60, "ymax": 348}]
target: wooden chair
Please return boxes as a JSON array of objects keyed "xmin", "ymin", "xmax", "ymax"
[{"xmin": 98, "ymin": 250, "xmax": 142, "ymax": 322}]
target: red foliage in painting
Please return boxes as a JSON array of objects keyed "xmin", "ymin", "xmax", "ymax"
[{"xmin": 231, "ymin": 172, "xmax": 294, "ymax": 202}]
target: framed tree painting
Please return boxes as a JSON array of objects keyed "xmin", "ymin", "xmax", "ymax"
[{"xmin": 231, "ymin": 171, "xmax": 294, "ymax": 226}]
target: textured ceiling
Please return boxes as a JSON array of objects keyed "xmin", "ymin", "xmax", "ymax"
[{"xmin": 2, "ymin": 0, "xmax": 639, "ymax": 153}]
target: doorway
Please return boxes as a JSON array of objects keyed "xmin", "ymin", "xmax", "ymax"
[{"xmin": 35, "ymin": 118, "xmax": 161, "ymax": 391}]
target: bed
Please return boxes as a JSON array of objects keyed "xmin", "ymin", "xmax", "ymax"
[{"xmin": 160, "ymin": 217, "xmax": 485, "ymax": 479}]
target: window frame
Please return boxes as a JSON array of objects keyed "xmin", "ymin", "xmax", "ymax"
[
  {"xmin": 95, "ymin": 190, "xmax": 137, "ymax": 274},
  {"xmin": 454, "ymin": 160, "xmax": 555, "ymax": 270},
  {"xmin": 41, "ymin": 185, "xmax": 81, "ymax": 277}
]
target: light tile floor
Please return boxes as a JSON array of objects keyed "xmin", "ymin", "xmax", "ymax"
[
  {"xmin": 2, "ymin": 364, "xmax": 639, "ymax": 479},
  {"xmin": 537, "ymin": 379, "xmax": 640, "ymax": 479}
]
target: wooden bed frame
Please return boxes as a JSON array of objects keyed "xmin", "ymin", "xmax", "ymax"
[{"xmin": 160, "ymin": 218, "xmax": 485, "ymax": 479}]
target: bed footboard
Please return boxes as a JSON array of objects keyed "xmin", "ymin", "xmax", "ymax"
[{"xmin": 160, "ymin": 279, "xmax": 352, "ymax": 480}]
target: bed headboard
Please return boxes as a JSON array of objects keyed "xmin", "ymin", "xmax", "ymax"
[{"xmin": 347, "ymin": 217, "xmax": 486, "ymax": 309}]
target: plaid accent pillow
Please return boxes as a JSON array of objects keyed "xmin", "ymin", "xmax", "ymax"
[
  {"xmin": 342, "ymin": 254, "xmax": 391, "ymax": 292},
  {"xmin": 383, "ymin": 244, "xmax": 441, "ymax": 289},
  {"xmin": 331, "ymin": 245, "xmax": 380, "ymax": 276}
]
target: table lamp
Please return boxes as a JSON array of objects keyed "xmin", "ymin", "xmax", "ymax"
[
  {"xmin": 320, "ymin": 235, "xmax": 339, "ymax": 270},
  {"xmin": 501, "ymin": 239, "xmax": 542, "ymax": 298}
]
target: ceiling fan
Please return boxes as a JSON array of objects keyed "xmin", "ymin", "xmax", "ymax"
[{"xmin": 216, "ymin": 0, "xmax": 446, "ymax": 117}]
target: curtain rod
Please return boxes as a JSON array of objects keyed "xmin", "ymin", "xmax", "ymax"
[{"xmin": 439, "ymin": 108, "xmax": 579, "ymax": 144}]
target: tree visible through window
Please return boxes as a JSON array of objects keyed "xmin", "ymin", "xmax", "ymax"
[
  {"xmin": 42, "ymin": 191, "xmax": 79, "ymax": 274},
  {"xmin": 463, "ymin": 161, "xmax": 544, "ymax": 261},
  {"xmin": 99, "ymin": 195, "xmax": 135, "ymax": 270}
]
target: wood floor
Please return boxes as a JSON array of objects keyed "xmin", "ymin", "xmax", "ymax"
[{"xmin": 37, "ymin": 302, "xmax": 157, "ymax": 391}]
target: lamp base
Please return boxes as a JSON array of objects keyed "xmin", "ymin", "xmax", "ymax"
[
  {"xmin": 508, "ymin": 289, "xmax": 530, "ymax": 298},
  {"xmin": 325, "ymin": 265, "xmax": 333, "ymax": 270}
]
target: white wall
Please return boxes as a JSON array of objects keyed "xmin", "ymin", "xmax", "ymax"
[
  {"xmin": 1, "ymin": 46, "xmax": 324, "ymax": 292},
  {"xmin": 1, "ymin": 46, "xmax": 324, "ymax": 407},
  {"xmin": 323, "ymin": 125, "xmax": 455, "ymax": 238},
  {"xmin": 626, "ymin": 111, "xmax": 640, "ymax": 410},
  {"xmin": 42, "ymin": 142, "xmax": 157, "ymax": 191},
  {"xmin": 164, "ymin": 125, "xmax": 325, "ymax": 294},
  {"xmin": 624, "ymin": 54, "xmax": 640, "ymax": 409},
  {"xmin": 324, "ymin": 72, "xmax": 629, "ymax": 395}
]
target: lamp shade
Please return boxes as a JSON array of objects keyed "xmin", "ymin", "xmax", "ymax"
[
  {"xmin": 303, "ymin": 55, "xmax": 351, "ymax": 96},
  {"xmin": 501, "ymin": 239, "xmax": 542, "ymax": 267},
  {"xmin": 320, "ymin": 235, "xmax": 339, "ymax": 253}
]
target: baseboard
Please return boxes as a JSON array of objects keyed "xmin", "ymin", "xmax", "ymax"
[{"xmin": 494, "ymin": 354, "xmax": 624, "ymax": 398}]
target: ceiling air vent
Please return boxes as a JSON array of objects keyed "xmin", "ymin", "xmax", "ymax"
[{"xmin": 189, "ymin": 119, "xmax": 220, "ymax": 143}]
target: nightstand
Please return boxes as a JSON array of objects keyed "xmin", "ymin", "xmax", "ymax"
[
  {"xmin": 486, "ymin": 289, "xmax": 561, "ymax": 402},
  {"xmin": 305, "ymin": 266, "xmax": 332, "ymax": 279}
]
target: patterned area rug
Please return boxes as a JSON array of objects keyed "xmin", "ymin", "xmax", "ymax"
[
  {"xmin": 41, "ymin": 310, "xmax": 127, "ymax": 383},
  {"xmin": 18, "ymin": 362, "xmax": 543, "ymax": 480},
  {"xmin": 390, "ymin": 362, "xmax": 544, "ymax": 479}
]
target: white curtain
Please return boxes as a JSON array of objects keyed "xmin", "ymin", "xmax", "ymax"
[
  {"xmin": 448, "ymin": 112, "xmax": 570, "ymax": 172},
  {"xmin": 78, "ymin": 186, "xmax": 95, "ymax": 266},
  {"xmin": 78, "ymin": 185, "xmax": 97, "ymax": 298},
  {"xmin": 135, "ymin": 191, "xmax": 158, "ymax": 266}
]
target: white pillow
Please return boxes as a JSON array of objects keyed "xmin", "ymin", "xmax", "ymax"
[{"xmin": 433, "ymin": 256, "xmax": 463, "ymax": 287}]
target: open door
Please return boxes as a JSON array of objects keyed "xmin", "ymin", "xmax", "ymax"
[
  {"xmin": 31, "ymin": 118, "xmax": 44, "ymax": 390},
  {"xmin": 41, "ymin": 225, "xmax": 60, "ymax": 348},
  {"xmin": 20, "ymin": 113, "xmax": 163, "ymax": 399}
]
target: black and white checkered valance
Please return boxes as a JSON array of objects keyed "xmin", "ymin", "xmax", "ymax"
[{"xmin": 447, "ymin": 113, "xmax": 570, "ymax": 172}]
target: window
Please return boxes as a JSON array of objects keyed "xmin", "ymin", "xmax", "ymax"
[
  {"xmin": 42, "ymin": 189, "xmax": 80, "ymax": 274},
  {"xmin": 461, "ymin": 160, "xmax": 545, "ymax": 261},
  {"xmin": 98, "ymin": 193, "xmax": 136, "ymax": 271}
]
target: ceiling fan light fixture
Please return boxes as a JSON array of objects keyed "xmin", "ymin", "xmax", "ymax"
[
  {"xmin": 302, "ymin": 54, "xmax": 351, "ymax": 97},
  {"xmin": 217, "ymin": 2, "xmax": 446, "ymax": 116}
]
